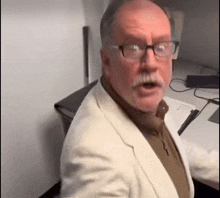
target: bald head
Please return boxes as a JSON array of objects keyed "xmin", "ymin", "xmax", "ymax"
[
  {"xmin": 117, "ymin": 0, "xmax": 168, "ymax": 18},
  {"xmin": 100, "ymin": 0, "xmax": 171, "ymax": 47}
]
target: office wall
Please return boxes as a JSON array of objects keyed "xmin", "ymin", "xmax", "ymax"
[
  {"xmin": 81, "ymin": 0, "xmax": 103, "ymax": 82},
  {"xmin": 157, "ymin": 0, "xmax": 219, "ymax": 70},
  {"xmin": 81, "ymin": 0, "xmax": 111, "ymax": 82},
  {"xmin": 1, "ymin": 0, "xmax": 104, "ymax": 197}
]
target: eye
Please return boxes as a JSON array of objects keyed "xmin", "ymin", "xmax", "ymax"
[
  {"xmin": 125, "ymin": 45, "xmax": 140, "ymax": 51},
  {"xmin": 155, "ymin": 44, "xmax": 167, "ymax": 52}
]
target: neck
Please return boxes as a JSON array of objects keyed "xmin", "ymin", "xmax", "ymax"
[{"xmin": 101, "ymin": 76, "xmax": 165, "ymax": 132}]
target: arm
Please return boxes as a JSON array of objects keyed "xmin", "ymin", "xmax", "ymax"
[
  {"xmin": 181, "ymin": 139, "xmax": 219, "ymax": 190},
  {"xmin": 60, "ymin": 145, "xmax": 130, "ymax": 198}
]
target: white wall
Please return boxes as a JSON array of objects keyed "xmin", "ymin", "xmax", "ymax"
[
  {"xmin": 81, "ymin": 0, "xmax": 111, "ymax": 82},
  {"xmin": 157, "ymin": 0, "xmax": 219, "ymax": 70},
  {"xmin": 178, "ymin": 0, "xmax": 219, "ymax": 70},
  {"xmin": 1, "ymin": 0, "xmax": 105, "ymax": 197},
  {"xmin": 81, "ymin": 0, "xmax": 103, "ymax": 82}
]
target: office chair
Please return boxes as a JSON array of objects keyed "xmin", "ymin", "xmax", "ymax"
[
  {"xmin": 54, "ymin": 80, "xmax": 98, "ymax": 135},
  {"xmin": 39, "ymin": 80, "xmax": 97, "ymax": 198},
  {"xmin": 39, "ymin": 79, "xmax": 218, "ymax": 198}
]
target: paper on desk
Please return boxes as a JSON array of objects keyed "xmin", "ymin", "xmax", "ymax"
[
  {"xmin": 209, "ymin": 108, "xmax": 219, "ymax": 124},
  {"xmin": 164, "ymin": 96, "xmax": 196, "ymax": 130},
  {"xmin": 181, "ymin": 102, "xmax": 219, "ymax": 151}
]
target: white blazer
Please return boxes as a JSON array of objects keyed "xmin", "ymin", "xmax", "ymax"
[{"xmin": 60, "ymin": 81, "xmax": 195, "ymax": 198}]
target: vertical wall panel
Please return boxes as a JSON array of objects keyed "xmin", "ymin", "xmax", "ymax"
[{"xmin": 1, "ymin": 0, "xmax": 86, "ymax": 197}]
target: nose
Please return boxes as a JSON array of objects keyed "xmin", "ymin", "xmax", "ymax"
[{"xmin": 140, "ymin": 48, "xmax": 158, "ymax": 72}]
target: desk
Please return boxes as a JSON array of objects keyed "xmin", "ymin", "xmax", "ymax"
[
  {"xmin": 167, "ymin": 58, "xmax": 219, "ymax": 111},
  {"xmin": 166, "ymin": 59, "xmax": 219, "ymax": 190},
  {"xmin": 181, "ymin": 103, "xmax": 219, "ymax": 151},
  {"xmin": 166, "ymin": 59, "xmax": 219, "ymax": 149}
]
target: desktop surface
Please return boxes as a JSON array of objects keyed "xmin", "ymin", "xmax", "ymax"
[
  {"xmin": 209, "ymin": 108, "xmax": 219, "ymax": 124},
  {"xmin": 166, "ymin": 58, "xmax": 219, "ymax": 151},
  {"xmin": 167, "ymin": 58, "xmax": 219, "ymax": 110},
  {"xmin": 166, "ymin": 59, "xmax": 219, "ymax": 191}
]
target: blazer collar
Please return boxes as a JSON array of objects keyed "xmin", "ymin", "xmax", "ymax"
[{"xmin": 94, "ymin": 80, "xmax": 180, "ymax": 198}]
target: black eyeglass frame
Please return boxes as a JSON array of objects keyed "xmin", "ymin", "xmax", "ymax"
[{"xmin": 115, "ymin": 41, "xmax": 180, "ymax": 58}]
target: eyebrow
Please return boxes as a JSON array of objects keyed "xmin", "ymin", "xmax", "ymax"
[
  {"xmin": 153, "ymin": 35, "xmax": 172, "ymax": 43},
  {"xmin": 122, "ymin": 34, "xmax": 172, "ymax": 45}
]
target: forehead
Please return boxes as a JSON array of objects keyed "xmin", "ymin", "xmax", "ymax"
[{"xmin": 113, "ymin": 1, "xmax": 171, "ymax": 43}]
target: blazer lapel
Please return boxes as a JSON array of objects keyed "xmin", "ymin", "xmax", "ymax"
[{"xmin": 94, "ymin": 81, "xmax": 179, "ymax": 198}]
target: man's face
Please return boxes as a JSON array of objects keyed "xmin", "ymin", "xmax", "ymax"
[{"xmin": 101, "ymin": 1, "xmax": 173, "ymax": 113}]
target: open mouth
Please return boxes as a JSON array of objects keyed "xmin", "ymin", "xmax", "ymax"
[{"xmin": 143, "ymin": 82, "xmax": 157, "ymax": 88}]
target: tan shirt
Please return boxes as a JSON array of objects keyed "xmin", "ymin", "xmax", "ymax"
[
  {"xmin": 101, "ymin": 77, "xmax": 190, "ymax": 198},
  {"xmin": 140, "ymin": 101, "xmax": 190, "ymax": 198}
]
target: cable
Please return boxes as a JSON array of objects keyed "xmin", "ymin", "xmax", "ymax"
[
  {"xmin": 169, "ymin": 77, "xmax": 219, "ymax": 119},
  {"xmin": 193, "ymin": 89, "xmax": 219, "ymax": 119},
  {"xmin": 194, "ymin": 88, "xmax": 219, "ymax": 103},
  {"xmin": 169, "ymin": 78, "xmax": 194, "ymax": 92},
  {"xmin": 209, "ymin": 99, "xmax": 219, "ymax": 105},
  {"xmin": 194, "ymin": 100, "xmax": 210, "ymax": 119},
  {"xmin": 193, "ymin": 89, "xmax": 209, "ymax": 119},
  {"xmin": 193, "ymin": 88, "xmax": 208, "ymax": 100}
]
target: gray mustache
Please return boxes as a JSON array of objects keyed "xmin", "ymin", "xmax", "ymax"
[{"xmin": 133, "ymin": 74, "xmax": 164, "ymax": 87}]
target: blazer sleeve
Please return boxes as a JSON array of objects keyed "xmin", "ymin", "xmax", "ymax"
[
  {"xmin": 181, "ymin": 139, "xmax": 219, "ymax": 190},
  {"xmin": 60, "ymin": 142, "xmax": 132, "ymax": 198}
]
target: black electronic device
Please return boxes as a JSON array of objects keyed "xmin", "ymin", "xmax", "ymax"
[{"xmin": 186, "ymin": 75, "xmax": 219, "ymax": 88}]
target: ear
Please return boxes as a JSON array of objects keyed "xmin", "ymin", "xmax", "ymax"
[
  {"xmin": 100, "ymin": 48, "xmax": 111, "ymax": 78},
  {"xmin": 172, "ymin": 45, "xmax": 180, "ymax": 60}
]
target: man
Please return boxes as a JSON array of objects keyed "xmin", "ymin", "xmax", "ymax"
[{"xmin": 60, "ymin": 0, "xmax": 194, "ymax": 197}]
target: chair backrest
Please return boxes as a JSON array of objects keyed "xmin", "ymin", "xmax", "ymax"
[{"xmin": 54, "ymin": 80, "xmax": 98, "ymax": 134}]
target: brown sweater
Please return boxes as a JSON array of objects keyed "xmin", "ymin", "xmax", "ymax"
[{"xmin": 101, "ymin": 77, "xmax": 190, "ymax": 198}]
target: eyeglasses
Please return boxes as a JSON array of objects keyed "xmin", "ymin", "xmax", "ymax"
[{"xmin": 111, "ymin": 41, "xmax": 179, "ymax": 60}]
